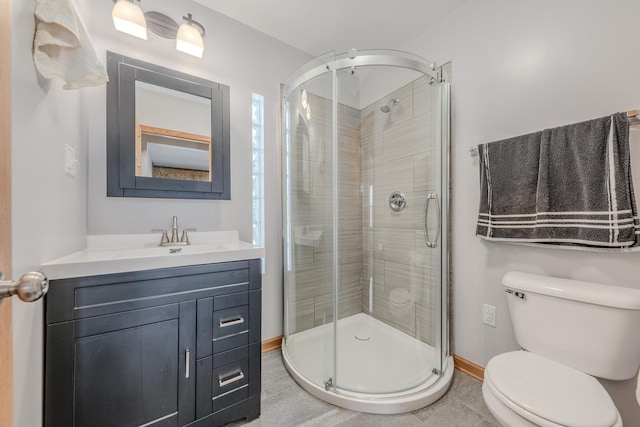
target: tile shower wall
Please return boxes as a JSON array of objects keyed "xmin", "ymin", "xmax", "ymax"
[
  {"xmin": 288, "ymin": 75, "xmax": 439, "ymax": 347},
  {"xmin": 360, "ymin": 75, "xmax": 440, "ymax": 345},
  {"xmin": 287, "ymin": 93, "xmax": 363, "ymax": 334}
]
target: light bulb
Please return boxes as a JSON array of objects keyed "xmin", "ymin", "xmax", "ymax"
[
  {"xmin": 112, "ymin": 0, "xmax": 147, "ymax": 40},
  {"xmin": 176, "ymin": 22, "xmax": 204, "ymax": 58}
]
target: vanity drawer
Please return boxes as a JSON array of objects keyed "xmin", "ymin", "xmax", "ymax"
[
  {"xmin": 213, "ymin": 305, "xmax": 249, "ymax": 339},
  {"xmin": 196, "ymin": 345, "xmax": 255, "ymax": 418},
  {"xmin": 214, "ymin": 358, "xmax": 249, "ymax": 396},
  {"xmin": 46, "ymin": 261, "xmax": 252, "ymax": 323},
  {"xmin": 196, "ymin": 293, "xmax": 253, "ymax": 358},
  {"xmin": 214, "ymin": 291, "xmax": 248, "ymax": 311},
  {"xmin": 213, "ymin": 331, "xmax": 248, "ymax": 354}
]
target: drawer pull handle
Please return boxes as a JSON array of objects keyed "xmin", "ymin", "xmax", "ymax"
[
  {"xmin": 185, "ymin": 348, "xmax": 190, "ymax": 379},
  {"xmin": 219, "ymin": 316, "xmax": 244, "ymax": 328},
  {"xmin": 218, "ymin": 370, "xmax": 245, "ymax": 387}
]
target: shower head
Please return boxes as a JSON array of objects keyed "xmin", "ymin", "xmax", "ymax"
[{"xmin": 380, "ymin": 98, "xmax": 400, "ymax": 113}]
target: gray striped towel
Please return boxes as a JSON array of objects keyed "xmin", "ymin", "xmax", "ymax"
[{"xmin": 476, "ymin": 113, "xmax": 639, "ymax": 248}]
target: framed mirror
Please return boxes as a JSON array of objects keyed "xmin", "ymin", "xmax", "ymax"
[{"xmin": 106, "ymin": 52, "xmax": 230, "ymax": 199}]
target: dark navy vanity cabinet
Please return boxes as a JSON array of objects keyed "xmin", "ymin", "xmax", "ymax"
[{"xmin": 44, "ymin": 260, "xmax": 261, "ymax": 427}]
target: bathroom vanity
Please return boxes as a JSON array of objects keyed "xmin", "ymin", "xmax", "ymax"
[{"xmin": 41, "ymin": 232, "xmax": 264, "ymax": 427}]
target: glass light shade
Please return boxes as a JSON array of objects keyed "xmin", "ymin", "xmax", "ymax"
[
  {"xmin": 112, "ymin": 0, "xmax": 147, "ymax": 40},
  {"xmin": 176, "ymin": 23, "xmax": 204, "ymax": 58}
]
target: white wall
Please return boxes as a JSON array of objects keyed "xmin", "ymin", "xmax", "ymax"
[
  {"xmin": 403, "ymin": 0, "xmax": 640, "ymax": 423},
  {"xmin": 11, "ymin": 0, "xmax": 91, "ymax": 425},
  {"xmin": 85, "ymin": 0, "xmax": 310, "ymax": 344}
]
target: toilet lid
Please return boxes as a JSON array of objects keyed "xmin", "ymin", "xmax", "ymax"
[{"xmin": 485, "ymin": 351, "xmax": 619, "ymax": 427}]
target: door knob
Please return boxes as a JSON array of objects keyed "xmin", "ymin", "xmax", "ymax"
[{"xmin": 0, "ymin": 271, "xmax": 49, "ymax": 302}]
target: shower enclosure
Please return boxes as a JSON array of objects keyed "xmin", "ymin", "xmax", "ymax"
[{"xmin": 281, "ymin": 49, "xmax": 451, "ymax": 414}]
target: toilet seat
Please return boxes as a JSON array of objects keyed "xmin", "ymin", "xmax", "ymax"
[{"xmin": 484, "ymin": 351, "xmax": 621, "ymax": 427}]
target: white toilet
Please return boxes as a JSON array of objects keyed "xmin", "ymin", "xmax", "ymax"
[{"xmin": 483, "ymin": 271, "xmax": 640, "ymax": 427}]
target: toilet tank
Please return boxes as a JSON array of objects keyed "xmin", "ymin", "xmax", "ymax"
[{"xmin": 502, "ymin": 271, "xmax": 640, "ymax": 380}]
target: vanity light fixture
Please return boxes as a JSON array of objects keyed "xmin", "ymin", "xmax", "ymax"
[
  {"xmin": 110, "ymin": 2, "xmax": 206, "ymax": 59},
  {"xmin": 111, "ymin": 0, "xmax": 147, "ymax": 40},
  {"xmin": 176, "ymin": 14, "xmax": 206, "ymax": 58}
]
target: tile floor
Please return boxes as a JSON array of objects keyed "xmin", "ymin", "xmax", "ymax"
[{"xmin": 231, "ymin": 350, "xmax": 500, "ymax": 427}]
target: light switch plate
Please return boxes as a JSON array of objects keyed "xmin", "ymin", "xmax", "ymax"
[{"xmin": 64, "ymin": 144, "xmax": 77, "ymax": 177}]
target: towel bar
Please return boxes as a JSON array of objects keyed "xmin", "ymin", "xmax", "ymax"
[{"xmin": 469, "ymin": 110, "xmax": 640, "ymax": 157}]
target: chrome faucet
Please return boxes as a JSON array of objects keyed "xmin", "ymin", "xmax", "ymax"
[
  {"xmin": 152, "ymin": 216, "xmax": 196, "ymax": 247},
  {"xmin": 171, "ymin": 216, "xmax": 180, "ymax": 244}
]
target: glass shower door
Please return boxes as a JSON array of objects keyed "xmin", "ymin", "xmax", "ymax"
[
  {"xmin": 334, "ymin": 62, "xmax": 443, "ymax": 394},
  {"xmin": 282, "ymin": 53, "xmax": 336, "ymax": 391}
]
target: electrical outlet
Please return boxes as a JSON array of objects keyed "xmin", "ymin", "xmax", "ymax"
[{"xmin": 482, "ymin": 304, "xmax": 496, "ymax": 327}]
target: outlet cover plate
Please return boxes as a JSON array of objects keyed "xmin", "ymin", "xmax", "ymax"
[{"xmin": 482, "ymin": 304, "xmax": 496, "ymax": 327}]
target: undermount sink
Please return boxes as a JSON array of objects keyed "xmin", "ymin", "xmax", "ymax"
[
  {"xmin": 110, "ymin": 240, "xmax": 236, "ymax": 258},
  {"xmin": 41, "ymin": 231, "xmax": 265, "ymax": 280}
]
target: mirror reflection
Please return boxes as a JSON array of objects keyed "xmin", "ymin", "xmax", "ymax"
[{"xmin": 135, "ymin": 81, "xmax": 212, "ymax": 182}]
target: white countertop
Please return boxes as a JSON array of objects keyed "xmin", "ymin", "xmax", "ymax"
[{"xmin": 41, "ymin": 231, "xmax": 265, "ymax": 280}]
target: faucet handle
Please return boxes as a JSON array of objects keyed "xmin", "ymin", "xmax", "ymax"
[
  {"xmin": 152, "ymin": 229, "xmax": 170, "ymax": 245},
  {"xmin": 180, "ymin": 228, "xmax": 197, "ymax": 244}
]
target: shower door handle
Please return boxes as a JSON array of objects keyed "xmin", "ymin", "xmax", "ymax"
[{"xmin": 424, "ymin": 193, "xmax": 440, "ymax": 248}]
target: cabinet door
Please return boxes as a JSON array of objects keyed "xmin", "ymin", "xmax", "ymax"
[
  {"xmin": 46, "ymin": 303, "xmax": 197, "ymax": 427},
  {"xmin": 75, "ymin": 317, "xmax": 179, "ymax": 426}
]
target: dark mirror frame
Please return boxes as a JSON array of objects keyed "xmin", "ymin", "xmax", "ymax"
[{"xmin": 106, "ymin": 51, "xmax": 230, "ymax": 200}]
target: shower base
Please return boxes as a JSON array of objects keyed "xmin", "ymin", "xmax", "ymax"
[{"xmin": 282, "ymin": 313, "xmax": 454, "ymax": 414}]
